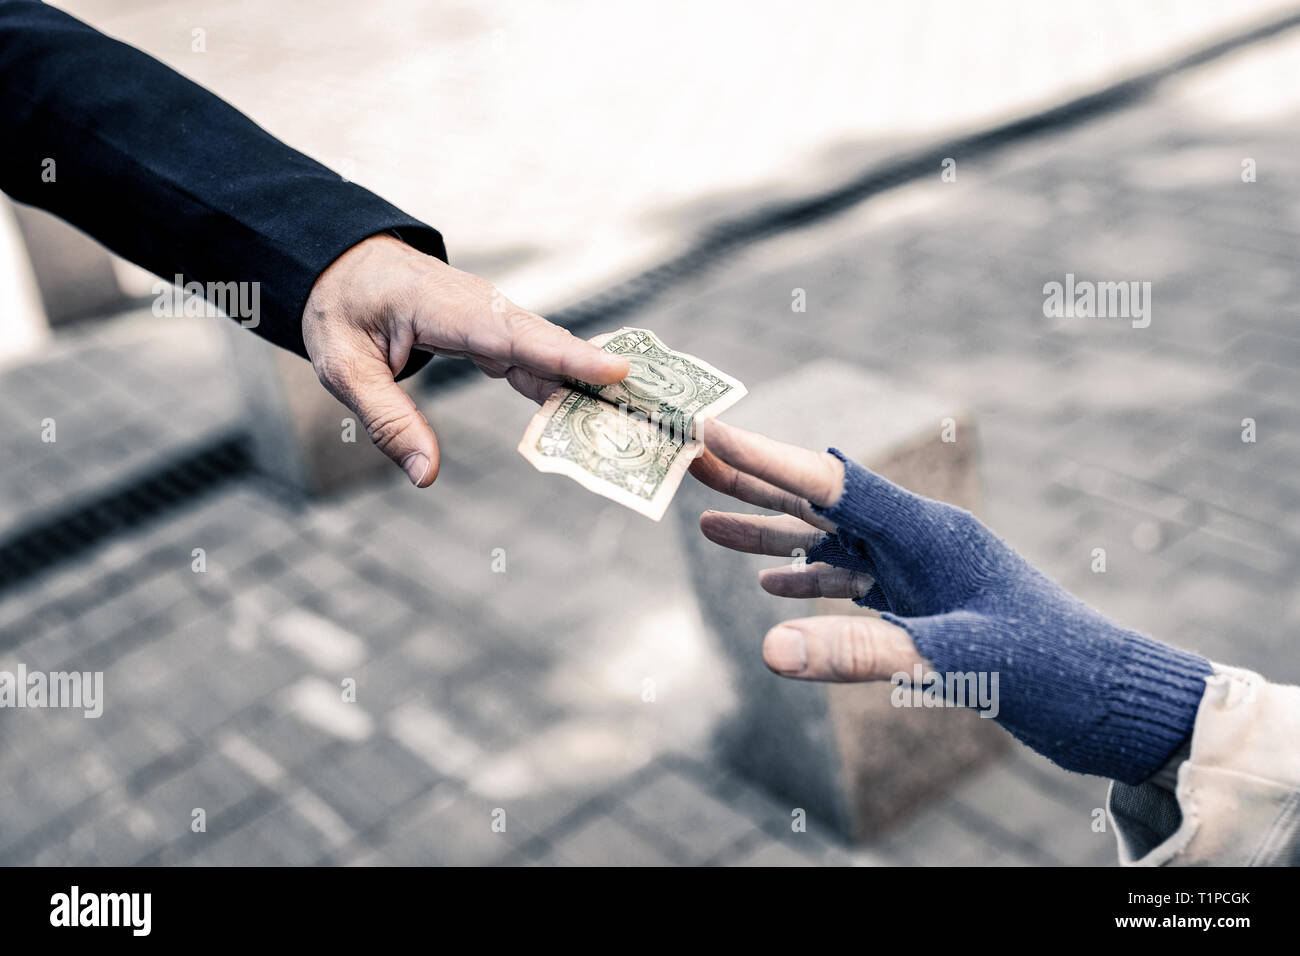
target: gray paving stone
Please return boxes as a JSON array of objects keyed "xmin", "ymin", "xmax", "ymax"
[
  {"xmin": 135, "ymin": 751, "xmax": 260, "ymax": 843},
  {"xmin": 726, "ymin": 837, "xmax": 834, "ymax": 867},
  {"xmin": 443, "ymin": 667, "xmax": 563, "ymax": 751},
  {"xmin": 548, "ymin": 812, "xmax": 679, "ymax": 867},
  {"xmin": 616, "ymin": 767, "xmax": 758, "ymax": 864},
  {"xmin": 295, "ymin": 737, "xmax": 441, "ymax": 833},
  {"xmin": 233, "ymin": 707, "xmax": 339, "ymax": 773},
  {"xmin": 481, "ymin": 783, "xmax": 600, "ymax": 842},
  {"xmin": 368, "ymin": 783, "xmax": 538, "ymax": 865},
  {"xmin": 949, "ymin": 761, "xmax": 1109, "ymax": 866},
  {"xmin": 197, "ymin": 802, "xmax": 328, "ymax": 866},
  {"xmin": 708, "ymin": 769, "xmax": 854, "ymax": 863},
  {"xmin": 874, "ymin": 797, "xmax": 1043, "ymax": 867},
  {"xmin": 70, "ymin": 802, "xmax": 170, "ymax": 866}
]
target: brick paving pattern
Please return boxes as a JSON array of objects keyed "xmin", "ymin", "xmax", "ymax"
[{"xmin": 2, "ymin": 45, "xmax": 1298, "ymax": 865}]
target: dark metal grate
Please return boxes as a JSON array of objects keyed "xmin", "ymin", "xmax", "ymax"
[{"xmin": 0, "ymin": 432, "xmax": 251, "ymax": 594}]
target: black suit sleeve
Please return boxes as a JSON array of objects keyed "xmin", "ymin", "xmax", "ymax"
[{"xmin": 0, "ymin": 0, "xmax": 445, "ymax": 378}]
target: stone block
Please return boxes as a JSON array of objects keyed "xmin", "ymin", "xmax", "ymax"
[
  {"xmin": 674, "ymin": 359, "xmax": 1006, "ymax": 841},
  {"xmin": 221, "ymin": 324, "xmax": 394, "ymax": 496}
]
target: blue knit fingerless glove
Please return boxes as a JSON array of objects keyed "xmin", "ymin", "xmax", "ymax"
[{"xmin": 807, "ymin": 449, "xmax": 1211, "ymax": 785}]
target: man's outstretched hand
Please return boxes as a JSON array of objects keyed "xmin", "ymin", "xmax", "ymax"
[{"xmin": 302, "ymin": 234, "xmax": 630, "ymax": 486}]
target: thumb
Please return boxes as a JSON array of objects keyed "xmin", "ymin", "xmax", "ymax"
[
  {"xmin": 314, "ymin": 351, "xmax": 441, "ymax": 487},
  {"xmin": 762, "ymin": 615, "xmax": 922, "ymax": 682}
]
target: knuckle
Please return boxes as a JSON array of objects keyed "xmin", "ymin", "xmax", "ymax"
[
  {"xmin": 925, "ymin": 502, "xmax": 982, "ymax": 547},
  {"xmin": 817, "ymin": 453, "xmax": 845, "ymax": 506},
  {"xmin": 831, "ymin": 618, "xmax": 876, "ymax": 681},
  {"xmin": 816, "ymin": 566, "xmax": 844, "ymax": 596},
  {"xmin": 312, "ymin": 350, "xmax": 351, "ymax": 390},
  {"xmin": 504, "ymin": 308, "xmax": 549, "ymax": 337},
  {"xmin": 502, "ymin": 310, "xmax": 555, "ymax": 363},
  {"xmin": 475, "ymin": 276, "xmax": 501, "ymax": 301},
  {"xmin": 432, "ymin": 271, "xmax": 498, "ymax": 329},
  {"xmin": 456, "ymin": 272, "xmax": 497, "ymax": 305},
  {"xmin": 778, "ymin": 489, "xmax": 803, "ymax": 514},
  {"xmin": 363, "ymin": 405, "xmax": 419, "ymax": 452},
  {"xmin": 725, "ymin": 466, "xmax": 743, "ymax": 499}
]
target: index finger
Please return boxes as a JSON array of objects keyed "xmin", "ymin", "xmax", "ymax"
[
  {"xmin": 695, "ymin": 418, "xmax": 844, "ymax": 509},
  {"xmin": 689, "ymin": 448, "xmax": 836, "ymax": 531},
  {"xmin": 501, "ymin": 312, "xmax": 630, "ymax": 385}
]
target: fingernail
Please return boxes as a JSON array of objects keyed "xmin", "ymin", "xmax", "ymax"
[
  {"xmin": 766, "ymin": 626, "xmax": 808, "ymax": 674},
  {"xmin": 402, "ymin": 453, "xmax": 430, "ymax": 487}
]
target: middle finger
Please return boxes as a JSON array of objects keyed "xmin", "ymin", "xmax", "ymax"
[{"xmin": 699, "ymin": 511, "xmax": 828, "ymax": 556}]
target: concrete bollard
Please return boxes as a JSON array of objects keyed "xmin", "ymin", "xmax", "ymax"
[
  {"xmin": 675, "ymin": 359, "xmax": 1006, "ymax": 841},
  {"xmin": 0, "ymin": 199, "xmax": 51, "ymax": 363},
  {"xmin": 221, "ymin": 323, "xmax": 393, "ymax": 496},
  {"xmin": 9, "ymin": 204, "xmax": 128, "ymax": 327}
]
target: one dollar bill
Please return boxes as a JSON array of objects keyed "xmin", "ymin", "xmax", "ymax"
[{"xmin": 517, "ymin": 328, "xmax": 747, "ymax": 520}]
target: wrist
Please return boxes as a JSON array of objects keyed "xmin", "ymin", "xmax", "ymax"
[
  {"xmin": 304, "ymin": 233, "xmax": 410, "ymax": 325},
  {"xmin": 1083, "ymin": 632, "xmax": 1212, "ymax": 785}
]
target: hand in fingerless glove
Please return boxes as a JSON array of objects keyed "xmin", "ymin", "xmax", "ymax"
[{"xmin": 807, "ymin": 449, "xmax": 1211, "ymax": 785}]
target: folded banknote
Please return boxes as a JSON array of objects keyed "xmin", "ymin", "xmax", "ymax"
[{"xmin": 517, "ymin": 328, "xmax": 747, "ymax": 520}]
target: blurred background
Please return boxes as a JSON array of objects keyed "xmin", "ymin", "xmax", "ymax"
[{"xmin": 2, "ymin": 0, "xmax": 1299, "ymax": 865}]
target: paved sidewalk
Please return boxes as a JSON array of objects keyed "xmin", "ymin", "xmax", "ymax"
[{"xmin": 2, "ymin": 30, "xmax": 1299, "ymax": 865}]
